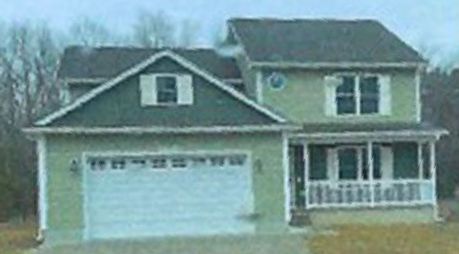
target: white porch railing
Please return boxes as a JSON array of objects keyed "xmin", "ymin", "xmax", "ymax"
[{"xmin": 306, "ymin": 179, "xmax": 434, "ymax": 209}]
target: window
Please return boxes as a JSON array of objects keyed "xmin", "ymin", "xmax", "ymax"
[
  {"xmin": 89, "ymin": 159, "xmax": 107, "ymax": 171},
  {"xmin": 228, "ymin": 155, "xmax": 246, "ymax": 166},
  {"xmin": 360, "ymin": 76, "xmax": 379, "ymax": 114},
  {"xmin": 336, "ymin": 76, "xmax": 357, "ymax": 114},
  {"xmin": 131, "ymin": 159, "xmax": 146, "ymax": 168},
  {"xmin": 111, "ymin": 159, "xmax": 126, "ymax": 170},
  {"xmin": 210, "ymin": 156, "xmax": 225, "ymax": 167},
  {"xmin": 151, "ymin": 158, "xmax": 167, "ymax": 169},
  {"xmin": 335, "ymin": 74, "xmax": 380, "ymax": 115},
  {"xmin": 156, "ymin": 76, "xmax": 178, "ymax": 104},
  {"xmin": 171, "ymin": 158, "xmax": 187, "ymax": 168},
  {"xmin": 337, "ymin": 146, "xmax": 381, "ymax": 180}
]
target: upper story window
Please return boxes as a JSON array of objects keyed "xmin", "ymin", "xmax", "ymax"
[
  {"xmin": 325, "ymin": 74, "xmax": 391, "ymax": 116},
  {"xmin": 157, "ymin": 76, "xmax": 178, "ymax": 104},
  {"xmin": 336, "ymin": 75, "xmax": 379, "ymax": 115},
  {"xmin": 140, "ymin": 74, "xmax": 193, "ymax": 106}
]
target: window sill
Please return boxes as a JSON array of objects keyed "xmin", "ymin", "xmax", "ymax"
[
  {"xmin": 142, "ymin": 103, "xmax": 191, "ymax": 107},
  {"xmin": 333, "ymin": 113, "xmax": 388, "ymax": 118}
]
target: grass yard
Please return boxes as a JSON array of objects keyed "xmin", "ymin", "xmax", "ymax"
[
  {"xmin": 0, "ymin": 220, "xmax": 37, "ymax": 254},
  {"xmin": 310, "ymin": 223, "xmax": 459, "ymax": 254}
]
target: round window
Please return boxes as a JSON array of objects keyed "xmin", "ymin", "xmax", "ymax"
[{"xmin": 267, "ymin": 72, "xmax": 287, "ymax": 90}]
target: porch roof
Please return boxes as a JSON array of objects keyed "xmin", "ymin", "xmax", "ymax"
[{"xmin": 290, "ymin": 122, "xmax": 448, "ymax": 142}]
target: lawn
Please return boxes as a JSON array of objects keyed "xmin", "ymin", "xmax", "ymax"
[
  {"xmin": 310, "ymin": 223, "xmax": 459, "ymax": 254},
  {"xmin": 0, "ymin": 220, "xmax": 36, "ymax": 254}
]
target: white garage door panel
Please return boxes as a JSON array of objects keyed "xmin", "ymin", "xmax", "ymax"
[
  {"xmin": 85, "ymin": 154, "xmax": 254, "ymax": 239},
  {"xmin": 90, "ymin": 218, "xmax": 251, "ymax": 239}
]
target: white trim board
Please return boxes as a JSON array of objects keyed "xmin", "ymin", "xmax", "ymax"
[
  {"xmin": 24, "ymin": 124, "xmax": 300, "ymax": 135},
  {"xmin": 415, "ymin": 66, "xmax": 424, "ymax": 123},
  {"xmin": 37, "ymin": 136, "xmax": 47, "ymax": 240},
  {"xmin": 289, "ymin": 129, "xmax": 448, "ymax": 142},
  {"xmin": 36, "ymin": 50, "xmax": 287, "ymax": 126},
  {"xmin": 65, "ymin": 78, "xmax": 108, "ymax": 84},
  {"xmin": 282, "ymin": 133, "xmax": 291, "ymax": 222}
]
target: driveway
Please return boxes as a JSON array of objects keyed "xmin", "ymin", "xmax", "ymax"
[{"xmin": 34, "ymin": 233, "xmax": 311, "ymax": 254}]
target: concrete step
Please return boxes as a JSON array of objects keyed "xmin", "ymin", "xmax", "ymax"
[{"xmin": 289, "ymin": 209, "xmax": 311, "ymax": 227}]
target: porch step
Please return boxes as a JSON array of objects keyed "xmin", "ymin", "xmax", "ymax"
[{"xmin": 289, "ymin": 209, "xmax": 311, "ymax": 227}]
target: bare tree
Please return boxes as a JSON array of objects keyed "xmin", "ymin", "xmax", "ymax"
[
  {"xmin": 0, "ymin": 22, "xmax": 64, "ymax": 220},
  {"xmin": 69, "ymin": 17, "xmax": 114, "ymax": 47},
  {"xmin": 177, "ymin": 19, "xmax": 199, "ymax": 48},
  {"xmin": 132, "ymin": 10, "xmax": 175, "ymax": 47}
]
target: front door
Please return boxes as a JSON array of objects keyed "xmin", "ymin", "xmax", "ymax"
[{"xmin": 289, "ymin": 145, "xmax": 305, "ymax": 209}]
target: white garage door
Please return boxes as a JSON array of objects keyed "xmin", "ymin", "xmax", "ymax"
[{"xmin": 84, "ymin": 153, "xmax": 255, "ymax": 239}]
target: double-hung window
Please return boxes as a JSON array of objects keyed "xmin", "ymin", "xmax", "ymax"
[
  {"xmin": 156, "ymin": 76, "xmax": 178, "ymax": 104},
  {"xmin": 335, "ymin": 74, "xmax": 382, "ymax": 115},
  {"xmin": 140, "ymin": 74, "xmax": 193, "ymax": 106}
]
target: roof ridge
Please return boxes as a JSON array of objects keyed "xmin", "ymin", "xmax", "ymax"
[
  {"xmin": 229, "ymin": 17, "xmax": 379, "ymax": 23},
  {"xmin": 65, "ymin": 45, "xmax": 216, "ymax": 52}
]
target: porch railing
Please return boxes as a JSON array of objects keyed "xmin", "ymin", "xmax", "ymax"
[{"xmin": 306, "ymin": 179, "xmax": 434, "ymax": 209}]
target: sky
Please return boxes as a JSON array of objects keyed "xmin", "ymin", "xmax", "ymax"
[{"xmin": 1, "ymin": 0, "xmax": 458, "ymax": 65}]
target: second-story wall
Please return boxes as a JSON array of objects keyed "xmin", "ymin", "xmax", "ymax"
[{"xmin": 253, "ymin": 68, "xmax": 420, "ymax": 124}]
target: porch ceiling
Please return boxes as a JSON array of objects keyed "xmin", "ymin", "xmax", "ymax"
[{"xmin": 289, "ymin": 122, "xmax": 448, "ymax": 143}]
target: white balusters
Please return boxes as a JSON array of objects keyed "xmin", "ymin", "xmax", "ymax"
[{"xmin": 306, "ymin": 179, "xmax": 433, "ymax": 209}]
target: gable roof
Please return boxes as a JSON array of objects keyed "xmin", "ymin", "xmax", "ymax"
[
  {"xmin": 229, "ymin": 18, "xmax": 425, "ymax": 66},
  {"xmin": 59, "ymin": 46, "xmax": 242, "ymax": 81},
  {"xmin": 35, "ymin": 50, "xmax": 287, "ymax": 127}
]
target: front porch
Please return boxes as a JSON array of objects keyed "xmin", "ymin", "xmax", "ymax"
[{"xmin": 285, "ymin": 124, "xmax": 447, "ymax": 224}]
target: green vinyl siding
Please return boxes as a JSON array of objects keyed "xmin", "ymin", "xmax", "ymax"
[
  {"xmin": 261, "ymin": 68, "xmax": 418, "ymax": 123},
  {"xmin": 50, "ymin": 57, "xmax": 275, "ymax": 127},
  {"xmin": 44, "ymin": 132, "xmax": 285, "ymax": 244}
]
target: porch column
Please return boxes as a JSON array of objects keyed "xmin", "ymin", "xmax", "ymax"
[
  {"xmin": 303, "ymin": 142, "xmax": 310, "ymax": 208},
  {"xmin": 282, "ymin": 134, "xmax": 291, "ymax": 222},
  {"xmin": 429, "ymin": 141, "xmax": 439, "ymax": 220},
  {"xmin": 367, "ymin": 141, "xmax": 374, "ymax": 207},
  {"xmin": 417, "ymin": 142, "xmax": 424, "ymax": 179}
]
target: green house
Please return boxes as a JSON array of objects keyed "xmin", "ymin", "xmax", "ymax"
[{"xmin": 25, "ymin": 18, "xmax": 448, "ymax": 245}]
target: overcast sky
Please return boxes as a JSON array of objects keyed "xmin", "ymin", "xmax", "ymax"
[{"xmin": 1, "ymin": 0, "xmax": 458, "ymax": 64}]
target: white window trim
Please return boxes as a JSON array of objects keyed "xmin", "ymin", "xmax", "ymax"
[
  {"xmin": 334, "ymin": 73, "xmax": 382, "ymax": 116},
  {"xmin": 37, "ymin": 136, "xmax": 47, "ymax": 239}
]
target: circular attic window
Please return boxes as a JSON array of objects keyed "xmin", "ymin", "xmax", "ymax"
[{"xmin": 267, "ymin": 72, "xmax": 287, "ymax": 90}]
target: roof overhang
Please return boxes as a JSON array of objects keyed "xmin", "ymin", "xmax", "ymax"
[
  {"xmin": 249, "ymin": 61, "xmax": 428, "ymax": 70},
  {"xmin": 23, "ymin": 124, "xmax": 302, "ymax": 136},
  {"xmin": 64, "ymin": 78, "xmax": 108, "ymax": 84},
  {"xmin": 289, "ymin": 129, "xmax": 448, "ymax": 144}
]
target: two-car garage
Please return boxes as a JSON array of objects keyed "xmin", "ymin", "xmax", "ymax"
[{"xmin": 84, "ymin": 152, "xmax": 255, "ymax": 239}]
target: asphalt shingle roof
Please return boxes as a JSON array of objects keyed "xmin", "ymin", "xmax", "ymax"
[
  {"xmin": 229, "ymin": 18, "xmax": 425, "ymax": 64},
  {"xmin": 299, "ymin": 122, "xmax": 444, "ymax": 134},
  {"xmin": 58, "ymin": 46, "xmax": 242, "ymax": 80}
]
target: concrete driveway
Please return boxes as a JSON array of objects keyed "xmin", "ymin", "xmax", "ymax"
[{"xmin": 34, "ymin": 233, "xmax": 311, "ymax": 254}]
